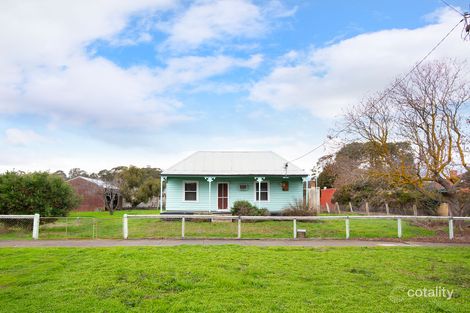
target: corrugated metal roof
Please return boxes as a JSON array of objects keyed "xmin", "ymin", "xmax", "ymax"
[
  {"xmin": 162, "ymin": 151, "xmax": 307, "ymax": 176},
  {"xmin": 68, "ymin": 176, "xmax": 119, "ymax": 189}
]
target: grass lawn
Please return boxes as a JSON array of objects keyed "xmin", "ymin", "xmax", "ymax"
[
  {"xmin": 1, "ymin": 214, "xmax": 443, "ymax": 240},
  {"xmin": 0, "ymin": 246, "xmax": 468, "ymax": 312},
  {"xmin": 69, "ymin": 209, "xmax": 161, "ymax": 218}
]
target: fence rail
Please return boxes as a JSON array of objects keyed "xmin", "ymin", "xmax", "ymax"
[
  {"xmin": 1, "ymin": 214, "xmax": 469, "ymax": 241},
  {"xmin": 123, "ymin": 214, "xmax": 470, "ymax": 240},
  {"xmin": 0, "ymin": 214, "xmax": 39, "ymax": 239},
  {"xmin": 125, "ymin": 214, "xmax": 470, "ymax": 221}
]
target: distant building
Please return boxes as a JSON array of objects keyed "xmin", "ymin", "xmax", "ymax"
[{"xmin": 67, "ymin": 176, "xmax": 122, "ymax": 211}]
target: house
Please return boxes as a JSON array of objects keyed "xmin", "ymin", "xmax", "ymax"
[
  {"xmin": 67, "ymin": 176, "xmax": 122, "ymax": 212},
  {"xmin": 161, "ymin": 151, "xmax": 309, "ymax": 212}
]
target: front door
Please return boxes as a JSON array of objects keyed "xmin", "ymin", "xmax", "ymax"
[{"xmin": 217, "ymin": 183, "xmax": 229, "ymax": 210}]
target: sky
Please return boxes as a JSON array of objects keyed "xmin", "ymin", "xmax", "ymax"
[{"xmin": 0, "ymin": 0, "xmax": 469, "ymax": 174}]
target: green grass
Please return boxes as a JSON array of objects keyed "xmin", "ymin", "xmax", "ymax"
[
  {"xmin": 69, "ymin": 209, "xmax": 161, "ymax": 218},
  {"xmin": 0, "ymin": 215, "xmax": 442, "ymax": 240},
  {"xmin": 0, "ymin": 246, "xmax": 468, "ymax": 312}
]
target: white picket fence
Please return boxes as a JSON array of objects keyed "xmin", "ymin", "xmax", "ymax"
[
  {"xmin": 1, "ymin": 213, "xmax": 469, "ymax": 240},
  {"xmin": 0, "ymin": 214, "xmax": 40, "ymax": 239},
  {"xmin": 123, "ymin": 214, "xmax": 470, "ymax": 240}
]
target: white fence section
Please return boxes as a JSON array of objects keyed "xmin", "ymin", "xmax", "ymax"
[
  {"xmin": 123, "ymin": 214, "xmax": 470, "ymax": 240},
  {"xmin": 0, "ymin": 214, "xmax": 40, "ymax": 240}
]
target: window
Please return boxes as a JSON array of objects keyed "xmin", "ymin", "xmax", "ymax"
[
  {"xmin": 239, "ymin": 184, "xmax": 248, "ymax": 191},
  {"xmin": 184, "ymin": 182, "xmax": 198, "ymax": 201},
  {"xmin": 255, "ymin": 182, "xmax": 269, "ymax": 201}
]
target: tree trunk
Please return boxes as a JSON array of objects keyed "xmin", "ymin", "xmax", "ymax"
[
  {"xmin": 437, "ymin": 176, "xmax": 465, "ymax": 231},
  {"xmin": 437, "ymin": 176, "xmax": 461, "ymax": 216}
]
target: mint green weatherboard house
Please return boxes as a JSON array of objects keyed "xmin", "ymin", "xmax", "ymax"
[{"xmin": 161, "ymin": 151, "xmax": 309, "ymax": 213}]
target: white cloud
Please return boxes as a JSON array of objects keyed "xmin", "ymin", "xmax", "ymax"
[
  {"xmin": 154, "ymin": 54, "xmax": 263, "ymax": 91},
  {"xmin": 250, "ymin": 8, "xmax": 470, "ymax": 118},
  {"xmin": 263, "ymin": 0, "xmax": 297, "ymax": 18},
  {"xmin": 10, "ymin": 56, "xmax": 191, "ymax": 128},
  {"xmin": 158, "ymin": 0, "xmax": 263, "ymax": 51},
  {"xmin": 158, "ymin": 0, "xmax": 295, "ymax": 51},
  {"xmin": 0, "ymin": 0, "xmax": 176, "ymax": 66},
  {"xmin": 0, "ymin": 0, "xmax": 263, "ymax": 129},
  {"xmin": 1, "ymin": 53, "xmax": 262, "ymax": 128},
  {"xmin": 0, "ymin": 0, "xmax": 182, "ymax": 128},
  {"xmin": 4, "ymin": 128, "xmax": 47, "ymax": 145}
]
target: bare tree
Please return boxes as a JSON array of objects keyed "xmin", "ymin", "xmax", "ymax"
[
  {"xmin": 103, "ymin": 181, "xmax": 121, "ymax": 215},
  {"xmin": 345, "ymin": 59, "xmax": 470, "ymax": 216}
]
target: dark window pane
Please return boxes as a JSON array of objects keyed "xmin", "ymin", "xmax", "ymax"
[
  {"xmin": 256, "ymin": 182, "xmax": 268, "ymax": 191},
  {"xmin": 260, "ymin": 192, "xmax": 268, "ymax": 201},
  {"xmin": 256, "ymin": 191, "xmax": 269, "ymax": 201},
  {"xmin": 185, "ymin": 183, "xmax": 197, "ymax": 191},
  {"xmin": 185, "ymin": 191, "xmax": 197, "ymax": 201}
]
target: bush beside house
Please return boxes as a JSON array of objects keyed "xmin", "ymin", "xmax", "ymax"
[
  {"xmin": 231, "ymin": 200, "xmax": 269, "ymax": 216},
  {"xmin": 281, "ymin": 199, "xmax": 317, "ymax": 216},
  {"xmin": 0, "ymin": 172, "xmax": 81, "ymax": 218}
]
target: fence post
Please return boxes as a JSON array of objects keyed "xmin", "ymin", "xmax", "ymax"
[
  {"xmin": 237, "ymin": 217, "xmax": 241, "ymax": 239},
  {"xmin": 349, "ymin": 202, "xmax": 353, "ymax": 213},
  {"xmin": 293, "ymin": 219, "xmax": 297, "ymax": 239},
  {"xmin": 92, "ymin": 218, "xmax": 96, "ymax": 239},
  {"xmin": 123, "ymin": 214, "xmax": 128, "ymax": 239},
  {"xmin": 397, "ymin": 218, "xmax": 402, "ymax": 239},
  {"xmin": 326, "ymin": 203, "xmax": 330, "ymax": 213},
  {"xmin": 32, "ymin": 213, "xmax": 40, "ymax": 240},
  {"xmin": 336, "ymin": 202, "xmax": 340, "ymax": 214},
  {"xmin": 449, "ymin": 217, "xmax": 454, "ymax": 240},
  {"xmin": 385, "ymin": 203, "xmax": 390, "ymax": 215},
  {"xmin": 413, "ymin": 204, "xmax": 418, "ymax": 216},
  {"xmin": 345, "ymin": 216, "xmax": 350, "ymax": 239},
  {"xmin": 365, "ymin": 202, "xmax": 370, "ymax": 215},
  {"xmin": 182, "ymin": 217, "xmax": 185, "ymax": 239}
]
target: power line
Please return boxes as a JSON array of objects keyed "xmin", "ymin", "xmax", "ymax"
[
  {"xmin": 439, "ymin": 0, "xmax": 465, "ymax": 16},
  {"xmin": 288, "ymin": 18, "xmax": 464, "ymax": 164}
]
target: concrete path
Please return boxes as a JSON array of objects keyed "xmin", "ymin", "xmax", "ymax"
[{"xmin": 0, "ymin": 239, "xmax": 469, "ymax": 248}]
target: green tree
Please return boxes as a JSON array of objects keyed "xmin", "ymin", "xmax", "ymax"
[
  {"xmin": 315, "ymin": 142, "xmax": 413, "ymax": 188},
  {"xmin": 316, "ymin": 163, "xmax": 336, "ymax": 188},
  {"xmin": 68, "ymin": 168, "xmax": 89, "ymax": 179},
  {"xmin": 0, "ymin": 172, "xmax": 81, "ymax": 217},
  {"xmin": 52, "ymin": 170, "xmax": 67, "ymax": 180},
  {"xmin": 118, "ymin": 166, "xmax": 161, "ymax": 208}
]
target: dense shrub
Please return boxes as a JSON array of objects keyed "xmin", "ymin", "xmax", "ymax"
[
  {"xmin": 332, "ymin": 178, "xmax": 440, "ymax": 215},
  {"xmin": 231, "ymin": 200, "xmax": 270, "ymax": 216},
  {"xmin": 0, "ymin": 171, "xmax": 81, "ymax": 217},
  {"xmin": 281, "ymin": 199, "xmax": 317, "ymax": 216}
]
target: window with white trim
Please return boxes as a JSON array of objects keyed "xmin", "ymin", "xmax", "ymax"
[
  {"xmin": 255, "ymin": 182, "xmax": 269, "ymax": 201},
  {"xmin": 184, "ymin": 182, "xmax": 198, "ymax": 201}
]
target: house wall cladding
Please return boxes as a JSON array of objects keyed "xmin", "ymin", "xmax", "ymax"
[
  {"xmin": 68, "ymin": 178, "xmax": 105, "ymax": 211},
  {"xmin": 166, "ymin": 176, "xmax": 304, "ymax": 212}
]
